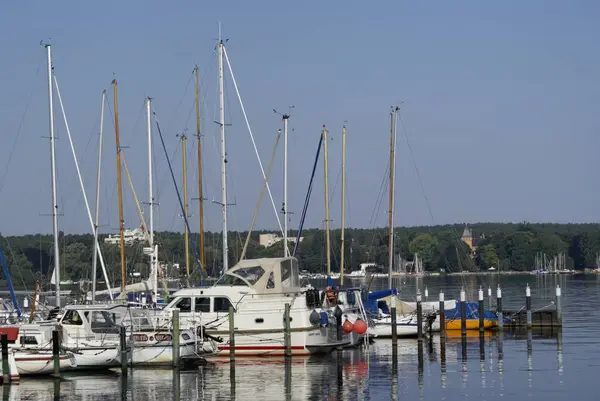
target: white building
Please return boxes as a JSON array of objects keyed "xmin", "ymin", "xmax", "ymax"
[
  {"xmin": 104, "ymin": 227, "xmax": 146, "ymax": 245},
  {"xmin": 259, "ymin": 233, "xmax": 304, "ymax": 248}
]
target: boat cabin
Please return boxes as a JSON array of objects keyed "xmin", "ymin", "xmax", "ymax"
[{"xmin": 166, "ymin": 257, "xmax": 302, "ymax": 312}]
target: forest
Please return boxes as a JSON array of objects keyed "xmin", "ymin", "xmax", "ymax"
[{"xmin": 1, "ymin": 222, "xmax": 600, "ymax": 286}]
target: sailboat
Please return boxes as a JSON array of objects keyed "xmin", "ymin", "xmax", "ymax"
[
  {"xmin": 366, "ymin": 106, "xmax": 432, "ymax": 338},
  {"xmin": 159, "ymin": 37, "xmax": 350, "ymax": 356}
]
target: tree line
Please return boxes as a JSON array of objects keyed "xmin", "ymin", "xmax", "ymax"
[{"xmin": 1, "ymin": 222, "xmax": 600, "ymax": 286}]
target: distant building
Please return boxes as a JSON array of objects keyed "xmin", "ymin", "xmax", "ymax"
[
  {"xmin": 259, "ymin": 233, "xmax": 304, "ymax": 248},
  {"xmin": 104, "ymin": 227, "xmax": 146, "ymax": 245},
  {"xmin": 461, "ymin": 224, "xmax": 477, "ymax": 254}
]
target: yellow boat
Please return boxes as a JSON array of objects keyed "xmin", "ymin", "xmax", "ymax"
[{"xmin": 445, "ymin": 319, "xmax": 497, "ymax": 330}]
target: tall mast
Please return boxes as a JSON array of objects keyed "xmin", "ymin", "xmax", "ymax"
[
  {"xmin": 388, "ymin": 106, "xmax": 398, "ymax": 289},
  {"xmin": 45, "ymin": 43, "xmax": 60, "ymax": 307},
  {"xmin": 282, "ymin": 114, "xmax": 290, "ymax": 257},
  {"xmin": 194, "ymin": 65, "xmax": 205, "ymax": 268},
  {"xmin": 340, "ymin": 125, "xmax": 347, "ymax": 286},
  {"xmin": 322, "ymin": 126, "xmax": 331, "ymax": 276},
  {"xmin": 91, "ymin": 89, "xmax": 106, "ymax": 304},
  {"xmin": 181, "ymin": 132, "xmax": 190, "ymax": 277},
  {"xmin": 112, "ymin": 79, "xmax": 126, "ymax": 294},
  {"xmin": 218, "ymin": 38, "xmax": 229, "ymax": 272},
  {"xmin": 146, "ymin": 96, "xmax": 157, "ymax": 303}
]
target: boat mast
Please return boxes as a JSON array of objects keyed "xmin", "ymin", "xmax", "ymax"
[
  {"xmin": 340, "ymin": 125, "xmax": 347, "ymax": 286},
  {"xmin": 45, "ymin": 43, "xmax": 61, "ymax": 307},
  {"xmin": 91, "ymin": 89, "xmax": 106, "ymax": 304},
  {"xmin": 322, "ymin": 126, "xmax": 331, "ymax": 277},
  {"xmin": 112, "ymin": 79, "xmax": 126, "ymax": 294},
  {"xmin": 194, "ymin": 65, "xmax": 205, "ymax": 268},
  {"xmin": 282, "ymin": 113, "xmax": 290, "ymax": 257},
  {"xmin": 388, "ymin": 106, "xmax": 399, "ymax": 289},
  {"xmin": 146, "ymin": 96, "xmax": 158, "ymax": 303},
  {"xmin": 180, "ymin": 131, "xmax": 190, "ymax": 277},
  {"xmin": 218, "ymin": 35, "xmax": 229, "ymax": 272}
]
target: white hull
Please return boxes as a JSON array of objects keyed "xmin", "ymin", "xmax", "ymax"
[
  {"xmin": 68, "ymin": 346, "xmax": 120, "ymax": 369},
  {"xmin": 13, "ymin": 351, "xmax": 75, "ymax": 375},
  {"xmin": 129, "ymin": 340, "xmax": 197, "ymax": 366},
  {"xmin": 211, "ymin": 325, "xmax": 349, "ymax": 357},
  {"xmin": 368, "ymin": 315, "xmax": 427, "ymax": 338}
]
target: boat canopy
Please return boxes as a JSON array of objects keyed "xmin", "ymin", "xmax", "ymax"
[{"xmin": 215, "ymin": 257, "xmax": 301, "ymax": 294}]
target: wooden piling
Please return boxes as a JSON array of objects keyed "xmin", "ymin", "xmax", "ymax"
[
  {"xmin": 555, "ymin": 285, "xmax": 562, "ymax": 326},
  {"xmin": 119, "ymin": 325, "xmax": 128, "ymax": 375},
  {"xmin": 526, "ymin": 284, "xmax": 532, "ymax": 329},
  {"xmin": 460, "ymin": 288, "xmax": 467, "ymax": 337},
  {"xmin": 284, "ymin": 303, "xmax": 292, "ymax": 358},
  {"xmin": 487, "ymin": 286, "xmax": 492, "ymax": 311},
  {"xmin": 172, "ymin": 309, "xmax": 180, "ymax": 368},
  {"xmin": 1, "ymin": 333, "xmax": 8, "ymax": 384},
  {"xmin": 228, "ymin": 306, "xmax": 236, "ymax": 363},
  {"xmin": 438, "ymin": 291, "xmax": 446, "ymax": 339},
  {"xmin": 390, "ymin": 295, "xmax": 398, "ymax": 346},
  {"xmin": 416, "ymin": 290, "xmax": 423, "ymax": 341},
  {"xmin": 52, "ymin": 329, "xmax": 60, "ymax": 377},
  {"xmin": 496, "ymin": 285, "xmax": 503, "ymax": 331},
  {"xmin": 478, "ymin": 287, "xmax": 485, "ymax": 333}
]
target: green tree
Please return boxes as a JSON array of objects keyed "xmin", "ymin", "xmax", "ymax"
[{"xmin": 408, "ymin": 234, "xmax": 439, "ymax": 271}]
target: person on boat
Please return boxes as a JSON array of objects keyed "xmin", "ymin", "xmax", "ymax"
[{"xmin": 325, "ymin": 285, "xmax": 337, "ymax": 305}]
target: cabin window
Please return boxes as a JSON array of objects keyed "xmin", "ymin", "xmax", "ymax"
[
  {"xmin": 215, "ymin": 274, "xmax": 250, "ymax": 286},
  {"xmin": 195, "ymin": 297, "xmax": 210, "ymax": 313},
  {"xmin": 255, "ymin": 318, "xmax": 264, "ymax": 323},
  {"xmin": 232, "ymin": 266, "xmax": 265, "ymax": 285},
  {"xmin": 174, "ymin": 297, "xmax": 192, "ymax": 313},
  {"xmin": 266, "ymin": 272, "xmax": 275, "ymax": 289},
  {"xmin": 280, "ymin": 259, "xmax": 299, "ymax": 288},
  {"xmin": 182, "ymin": 333, "xmax": 191, "ymax": 341},
  {"xmin": 62, "ymin": 310, "xmax": 84, "ymax": 326},
  {"xmin": 87, "ymin": 311, "xmax": 119, "ymax": 334},
  {"xmin": 214, "ymin": 297, "xmax": 233, "ymax": 313}
]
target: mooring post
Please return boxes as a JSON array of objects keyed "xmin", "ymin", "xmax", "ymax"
[
  {"xmin": 478, "ymin": 287, "xmax": 485, "ymax": 333},
  {"xmin": 390, "ymin": 295, "xmax": 398, "ymax": 346},
  {"xmin": 488, "ymin": 286, "xmax": 492, "ymax": 311},
  {"xmin": 172, "ymin": 309, "xmax": 180, "ymax": 368},
  {"xmin": 52, "ymin": 329, "xmax": 60, "ymax": 378},
  {"xmin": 497, "ymin": 285, "xmax": 503, "ymax": 331},
  {"xmin": 1, "ymin": 333, "xmax": 9, "ymax": 384},
  {"xmin": 526, "ymin": 284, "xmax": 532, "ymax": 329},
  {"xmin": 119, "ymin": 325, "xmax": 128, "ymax": 375},
  {"xmin": 555, "ymin": 285, "xmax": 562, "ymax": 326},
  {"xmin": 460, "ymin": 287, "xmax": 467, "ymax": 337},
  {"xmin": 439, "ymin": 291, "xmax": 446, "ymax": 339},
  {"xmin": 284, "ymin": 303, "xmax": 292, "ymax": 357},
  {"xmin": 416, "ymin": 290, "xmax": 423, "ymax": 341},
  {"xmin": 228, "ymin": 305, "xmax": 236, "ymax": 363},
  {"xmin": 424, "ymin": 287, "xmax": 429, "ymax": 302}
]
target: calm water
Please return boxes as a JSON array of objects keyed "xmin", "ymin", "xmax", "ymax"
[{"xmin": 8, "ymin": 274, "xmax": 600, "ymax": 400}]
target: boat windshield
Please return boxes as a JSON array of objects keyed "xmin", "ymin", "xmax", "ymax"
[{"xmin": 215, "ymin": 265, "xmax": 265, "ymax": 286}]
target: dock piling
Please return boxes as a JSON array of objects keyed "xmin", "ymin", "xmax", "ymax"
[
  {"xmin": 52, "ymin": 329, "xmax": 60, "ymax": 378},
  {"xmin": 390, "ymin": 295, "xmax": 398, "ymax": 346},
  {"xmin": 526, "ymin": 284, "xmax": 532, "ymax": 329},
  {"xmin": 556, "ymin": 285, "xmax": 562, "ymax": 326},
  {"xmin": 496, "ymin": 285, "xmax": 503, "ymax": 331},
  {"xmin": 172, "ymin": 309, "xmax": 180, "ymax": 368},
  {"xmin": 424, "ymin": 287, "xmax": 429, "ymax": 302},
  {"xmin": 228, "ymin": 306, "xmax": 236, "ymax": 363},
  {"xmin": 460, "ymin": 288, "xmax": 467, "ymax": 337},
  {"xmin": 119, "ymin": 325, "xmax": 128, "ymax": 375},
  {"xmin": 416, "ymin": 290, "xmax": 423, "ymax": 341},
  {"xmin": 284, "ymin": 303, "xmax": 292, "ymax": 357},
  {"xmin": 487, "ymin": 286, "xmax": 492, "ymax": 310},
  {"xmin": 478, "ymin": 287, "xmax": 485, "ymax": 333},
  {"xmin": 1, "ymin": 333, "xmax": 8, "ymax": 384},
  {"xmin": 438, "ymin": 291, "xmax": 446, "ymax": 339}
]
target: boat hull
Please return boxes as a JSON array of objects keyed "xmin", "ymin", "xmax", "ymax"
[
  {"xmin": 68, "ymin": 346, "xmax": 120, "ymax": 369},
  {"xmin": 13, "ymin": 351, "xmax": 75, "ymax": 375},
  {"xmin": 445, "ymin": 319, "xmax": 497, "ymax": 330}
]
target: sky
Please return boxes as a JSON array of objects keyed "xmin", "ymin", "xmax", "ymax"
[{"xmin": 0, "ymin": 0, "xmax": 599, "ymax": 236}]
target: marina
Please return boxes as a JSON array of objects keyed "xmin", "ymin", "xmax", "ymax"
[{"xmin": 0, "ymin": 274, "xmax": 594, "ymax": 400}]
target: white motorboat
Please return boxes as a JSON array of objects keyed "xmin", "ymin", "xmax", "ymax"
[{"xmin": 160, "ymin": 257, "xmax": 351, "ymax": 357}]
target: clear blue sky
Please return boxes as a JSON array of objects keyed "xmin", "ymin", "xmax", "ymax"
[{"xmin": 0, "ymin": 0, "xmax": 598, "ymax": 236}]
